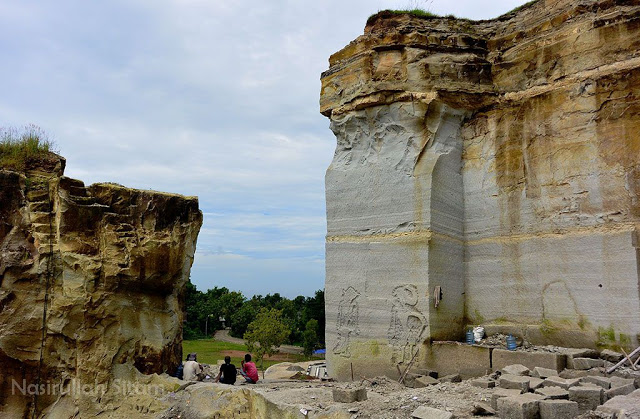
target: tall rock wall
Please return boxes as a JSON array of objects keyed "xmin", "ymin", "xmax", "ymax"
[
  {"xmin": 0, "ymin": 153, "xmax": 202, "ymax": 417},
  {"xmin": 321, "ymin": 0, "xmax": 640, "ymax": 380}
]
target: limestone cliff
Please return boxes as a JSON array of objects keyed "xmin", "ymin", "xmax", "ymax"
[
  {"xmin": 321, "ymin": 0, "xmax": 640, "ymax": 380},
  {"xmin": 0, "ymin": 153, "xmax": 202, "ymax": 417}
]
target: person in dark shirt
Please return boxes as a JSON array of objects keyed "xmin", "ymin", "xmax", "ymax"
[{"xmin": 214, "ymin": 356, "xmax": 237, "ymax": 385}]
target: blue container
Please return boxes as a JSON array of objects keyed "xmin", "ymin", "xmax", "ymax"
[
  {"xmin": 506, "ymin": 334, "xmax": 517, "ymax": 351},
  {"xmin": 465, "ymin": 329, "xmax": 474, "ymax": 345}
]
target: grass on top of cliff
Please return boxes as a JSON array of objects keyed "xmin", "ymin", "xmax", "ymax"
[
  {"xmin": 367, "ymin": 9, "xmax": 439, "ymax": 25},
  {"xmin": 0, "ymin": 125, "xmax": 56, "ymax": 171}
]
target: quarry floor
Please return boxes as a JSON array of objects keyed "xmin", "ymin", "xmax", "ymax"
[
  {"xmin": 155, "ymin": 357, "xmax": 640, "ymax": 419},
  {"xmin": 160, "ymin": 375, "xmax": 494, "ymax": 418},
  {"xmin": 158, "ymin": 374, "xmax": 637, "ymax": 419}
]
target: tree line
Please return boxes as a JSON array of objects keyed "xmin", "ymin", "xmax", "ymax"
[{"xmin": 184, "ymin": 283, "xmax": 325, "ymax": 351}]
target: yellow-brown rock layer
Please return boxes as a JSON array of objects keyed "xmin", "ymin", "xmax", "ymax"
[
  {"xmin": 0, "ymin": 153, "xmax": 202, "ymax": 417},
  {"xmin": 321, "ymin": 0, "xmax": 640, "ymax": 380}
]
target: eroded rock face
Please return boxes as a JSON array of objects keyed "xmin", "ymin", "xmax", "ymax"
[
  {"xmin": 0, "ymin": 153, "xmax": 202, "ymax": 417},
  {"xmin": 321, "ymin": 0, "xmax": 640, "ymax": 380}
]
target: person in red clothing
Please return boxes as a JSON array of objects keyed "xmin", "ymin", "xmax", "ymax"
[{"xmin": 239, "ymin": 353, "xmax": 259, "ymax": 384}]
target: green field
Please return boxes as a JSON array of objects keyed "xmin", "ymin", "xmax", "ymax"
[{"xmin": 182, "ymin": 339, "xmax": 318, "ymax": 370}]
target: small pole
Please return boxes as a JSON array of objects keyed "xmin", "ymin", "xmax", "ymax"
[
  {"xmin": 205, "ymin": 314, "xmax": 213, "ymax": 338},
  {"xmin": 350, "ymin": 363, "xmax": 354, "ymax": 381}
]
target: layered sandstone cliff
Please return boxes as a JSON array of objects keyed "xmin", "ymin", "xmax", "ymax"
[
  {"xmin": 321, "ymin": 0, "xmax": 640, "ymax": 380},
  {"xmin": 0, "ymin": 153, "xmax": 202, "ymax": 417}
]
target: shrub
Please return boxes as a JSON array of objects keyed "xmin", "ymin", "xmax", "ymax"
[
  {"xmin": 0, "ymin": 125, "xmax": 57, "ymax": 171},
  {"xmin": 367, "ymin": 9, "xmax": 439, "ymax": 26}
]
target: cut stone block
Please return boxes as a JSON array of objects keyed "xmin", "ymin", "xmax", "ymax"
[
  {"xmin": 600, "ymin": 349, "xmax": 624, "ymax": 363},
  {"xmin": 402, "ymin": 372, "xmax": 422, "ymax": 388},
  {"xmin": 471, "ymin": 378, "xmax": 495, "ymax": 388},
  {"xmin": 580, "ymin": 375, "xmax": 611, "ymax": 389},
  {"xmin": 403, "ymin": 373, "xmax": 422, "ymax": 388},
  {"xmin": 500, "ymin": 374, "xmax": 530, "ymax": 392},
  {"xmin": 606, "ymin": 383, "xmax": 636, "ymax": 399},
  {"xmin": 527, "ymin": 377, "xmax": 545, "ymax": 391},
  {"xmin": 534, "ymin": 386, "xmax": 569, "ymax": 399},
  {"xmin": 491, "ymin": 388, "xmax": 523, "ymax": 410},
  {"xmin": 543, "ymin": 376, "xmax": 582, "ymax": 390},
  {"xmin": 572, "ymin": 357, "xmax": 605, "ymax": 370},
  {"xmin": 539, "ymin": 400, "xmax": 579, "ymax": 419},
  {"xmin": 502, "ymin": 364, "xmax": 530, "ymax": 376},
  {"xmin": 414, "ymin": 376, "xmax": 439, "ymax": 388},
  {"xmin": 532, "ymin": 367, "xmax": 558, "ymax": 379},
  {"xmin": 411, "ymin": 405, "xmax": 453, "ymax": 419},
  {"xmin": 438, "ymin": 374, "xmax": 461, "ymax": 383},
  {"xmin": 596, "ymin": 395, "xmax": 640, "ymax": 418},
  {"xmin": 559, "ymin": 369, "xmax": 590, "ymax": 379},
  {"xmin": 563, "ymin": 348, "xmax": 600, "ymax": 369},
  {"xmin": 472, "ymin": 402, "xmax": 495, "ymax": 416},
  {"xmin": 569, "ymin": 385, "xmax": 605, "ymax": 413},
  {"xmin": 493, "ymin": 349, "xmax": 566, "ymax": 372},
  {"xmin": 422, "ymin": 342, "xmax": 491, "ymax": 379},
  {"xmin": 332, "ymin": 387, "xmax": 367, "ymax": 403},
  {"xmin": 609, "ymin": 376, "xmax": 635, "ymax": 389},
  {"xmin": 497, "ymin": 393, "xmax": 544, "ymax": 419}
]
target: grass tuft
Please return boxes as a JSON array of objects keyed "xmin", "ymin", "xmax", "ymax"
[
  {"xmin": 367, "ymin": 9, "xmax": 439, "ymax": 26},
  {"xmin": 390, "ymin": 8, "xmax": 439, "ymax": 18},
  {"xmin": 0, "ymin": 125, "xmax": 57, "ymax": 171}
]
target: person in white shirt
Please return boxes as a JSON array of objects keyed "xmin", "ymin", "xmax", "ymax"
[{"xmin": 182, "ymin": 353, "xmax": 203, "ymax": 381}]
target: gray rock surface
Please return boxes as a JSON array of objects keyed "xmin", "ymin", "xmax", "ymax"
[
  {"xmin": 499, "ymin": 374, "xmax": 531, "ymax": 392},
  {"xmin": 502, "ymin": 364, "xmax": 530, "ymax": 376},
  {"xmin": 321, "ymin": 0, "xmax": 640, "ymax": 381},
  {"xmin": 539, "ymin": 400, "xmax": 579, "ymax": 419},
  {"xmin": 534, "ymin": 387, "xmax": 570, "ymax": 400},
  {"xmin": 532, "ymin": 367, "xmax": 558, "ymax": 379},
  {"xmin": 411, "ymin": 405, "xmax": 453, "ymax": 419}
]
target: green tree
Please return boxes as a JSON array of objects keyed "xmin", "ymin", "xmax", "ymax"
[
  {"xmin": 302, "ymin": 290, "xmax": 325, "ymax": 345},
  {"xmin": 184, "ymin": 282, "xmax": 206, "ymax": 339},
  {"xmin": 244, "ymin": 308, "xmax": 290, "ymax": 373},
  {"xmin": 302, "ymin": 319, "xmax": 319, "ymax": 358},
  {"xmin": 230, "ymin": 300, "xmax": 258, "ymax": 338}
]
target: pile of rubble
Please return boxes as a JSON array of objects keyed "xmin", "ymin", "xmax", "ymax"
[
  {"xmin": 158, "ymin": 344, "xmax": 640, "ymax": 418},
  {"xmin": 364, "ymin": 345, "xmax": 640, "ymax": 418}
]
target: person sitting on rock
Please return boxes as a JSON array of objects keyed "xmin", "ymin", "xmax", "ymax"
[
  {"xmin": 183, "ymin": 353, "xmax": 203, "ymax": 381},
  {"xmin": 239, "ymin": 353, "xmax": 259, "ymax": 384},
  {"xmin": 214, "ymin": 356, "xmax": 237, "ymax": 385}
]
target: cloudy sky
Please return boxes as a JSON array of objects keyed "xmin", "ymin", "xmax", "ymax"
[{"xmin": 1, "ymin": 0, "xmax": 528, "ymax": 298}]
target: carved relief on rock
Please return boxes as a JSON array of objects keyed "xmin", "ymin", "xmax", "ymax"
[
  {"xmin": 387, "ymin": 284, "xmax": 426, "ymax": 364},
  {"xmin": 333, "ymin": 286, "xmax": 361, "ymax": 357}
]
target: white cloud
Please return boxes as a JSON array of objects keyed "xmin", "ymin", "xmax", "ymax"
[{"xmin": 1, "ymin": 0, "xmax": 530, "ymax": 296}]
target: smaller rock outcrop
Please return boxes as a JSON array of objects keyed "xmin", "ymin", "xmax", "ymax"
[{"xmin": 0, "ymin": 152, "xmax": 202, "ymax": 417}]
